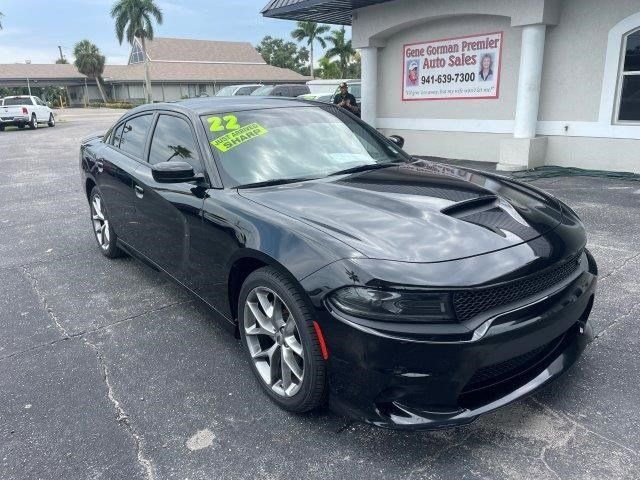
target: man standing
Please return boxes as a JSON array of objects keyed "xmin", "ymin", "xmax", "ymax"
[{"xmin": 333, "ymin": 82, "xmax": 359, "ymax": 116}]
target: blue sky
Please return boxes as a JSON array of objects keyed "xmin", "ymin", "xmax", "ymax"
[{"xmin": 0, "ymin": 0, "xmax": 345, "ymax": 64}]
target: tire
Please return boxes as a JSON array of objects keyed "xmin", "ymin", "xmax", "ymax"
[
  {"xmin": 28, "ymin": 114, "xmax": 38, "ymax": 130},
  {"xmin": 48, "ymin": 114, "xmax": 55, "ymax": 127},
  {"xmin": 238, "ymin": 267, "xmax": 327, "ymax": 412},
  {"xmin": 0, "ymin": 124, "xmax": 4, "ymax": 131},
  {"xmin": 89, "ymin": 187, "xmax": 124, "ymax": 258}
]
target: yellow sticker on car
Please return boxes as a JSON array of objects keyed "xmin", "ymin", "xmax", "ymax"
[{"xmin": 210, "ymin": 123, "xmax": 268, "ymax": 152}]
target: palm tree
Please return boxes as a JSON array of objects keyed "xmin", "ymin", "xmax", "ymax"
[
  {"xmin": 74, "ymin": 40, "xmax": 108, "ymax": 103},
  {"xmin": 325, "ymin": 27, "xmax": 356, "ymax": 78},
  {"xmin": 291, "ymin": 21, "xmax": 330, "ymax": 78},
  {"xmin": 111, "ymin": 0, "xmax": 163, "ymax": 103},
  {"xmin": 0, "ymin": 11, "xmax": 4, "ymax": 30}
]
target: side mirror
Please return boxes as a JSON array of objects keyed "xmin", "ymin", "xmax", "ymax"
[
  {"xmin": 152, "ymin": 161, "xmax": 196, "ymax": 183},
  {"xmin": 388, "ymin": 135, "xmax": 405, "ymax": 149}
]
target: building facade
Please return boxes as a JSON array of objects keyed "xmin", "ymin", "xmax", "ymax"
[
  {"xmin": 263, "ymin": 0, "xmax": 640, "ymax": 173},
  {"xmin": 0, "ymin": 37, "xmax": 308, "ymax": 106}
]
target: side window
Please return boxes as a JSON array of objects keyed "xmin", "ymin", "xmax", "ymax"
[
  {"xmin": 111, "ymin": 123, "xmax": 125, "ymax": 147},
  {"xmin": 236, "ymin": 87, "xmax": 253, "ymax": 96},
  {"xmin": 272, "ymin": 86, "xmax": 286, "ymax": 97},
  {"xmin": 119, "ymin": 114, "xmax": 153, "ymax": 158},
  {"xmin": 293, "ymin": 86, "xmax": 308, "ymax": 96},
  {"xmin": 148, "ymin": 114, "xmax": 203, "ymax": 173}
]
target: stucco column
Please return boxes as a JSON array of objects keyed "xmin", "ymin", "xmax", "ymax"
[
  {"xmin": 498, "ymin": 24, "xmax": 548, "ymax": 171},
  {"xmin": 513, "ymin": 24, "xmax": 546, "ymax": 138},
  {"xmin": 360, "ymin": 46, "xmax": 378, "ymax": 127}
]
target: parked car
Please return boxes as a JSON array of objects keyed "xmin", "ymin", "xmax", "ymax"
[
  {"xmin": 250, "ymin": 84, "xmax": 310, "ymax": 97},
  {"xmin": 297, "ymin": 93, "xmax": 334, "ymax": 103},
  {"xmin": 1, "ymin": 95, "xmax": 55, "ymax": 130},
  {"xmin": 215, "ymin": 84, "xmax": 263, "ymax": 96},
  {"xmin": 79, "ymin": 97, "xmax": 597, "ymax": 430},
  {"xmin": 306, "ymin": 78, "xmax": 352, "ymax": 94}
]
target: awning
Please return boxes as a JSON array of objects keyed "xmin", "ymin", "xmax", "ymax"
[{"xmin": 261, "ymin": 0, "xmax": 392, "ymax": 25}]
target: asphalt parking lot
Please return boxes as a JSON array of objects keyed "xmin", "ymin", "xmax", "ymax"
[{"xmin": 1, "ymin": 109, "xmax": 639, "ymax": 480}]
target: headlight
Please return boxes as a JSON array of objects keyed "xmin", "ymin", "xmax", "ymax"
[{"xmin": 327, "ymin": 287, "xmax": 455, "ymax": 323}]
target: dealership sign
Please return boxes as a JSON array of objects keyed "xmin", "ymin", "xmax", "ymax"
[{"xmin": 403, "ymin": 32, "xmax": 503, "ymax": 101}]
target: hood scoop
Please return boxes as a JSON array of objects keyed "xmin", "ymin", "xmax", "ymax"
[{"xmin": 440, "ymin": 195, "xmax": 499, "ymax": 218}]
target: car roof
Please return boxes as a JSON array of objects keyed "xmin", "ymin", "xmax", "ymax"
[{"xmin": 127, "ymin": 97, "xmax": 317, "ymax": 116}]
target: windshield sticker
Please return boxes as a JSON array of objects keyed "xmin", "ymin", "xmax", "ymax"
[
  {"xmin": 210, "ymin": 123, "xmax": 268, "ymax": 152},
  {"xmin": 207, "ymin": 115, "xmax": 240, "ymax": 132}
]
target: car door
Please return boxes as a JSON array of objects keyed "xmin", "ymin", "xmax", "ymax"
[
  {"xmin": 129, "ymin": 112, "xmax": 208, "ymax": 282},
  {"xmin": 34, "ymin": 97, "xmax": 45, "ymax": 121},
  {"xmin": 97, "ymin": 113, "xmax": 154, "ymax": 241}
]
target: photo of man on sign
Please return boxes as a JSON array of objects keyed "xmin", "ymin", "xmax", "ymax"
[{"xmin": 406, "ymin": 60, "xmax": 419, "ymax": 87}]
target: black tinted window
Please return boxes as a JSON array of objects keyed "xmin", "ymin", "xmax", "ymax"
[
  {"xmin": 149, "ymin": 114, "xmax": 202, "ymax": 172},
  {"xmin": 624, "ymin": 31, "xmax": 640, "ymax": 72},
  {"xmin": 119, "ymin": 114, "xmax": 153, "ymax": 158}
]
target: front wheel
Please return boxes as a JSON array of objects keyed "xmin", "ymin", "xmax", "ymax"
[
  {"xmin": 0, "ymin": 124, "xmax": 5, "ymax": 131},
  {"xmin": 48, "ymin": 114, "xmax": 55, "ymax": 127},
  {"xmin": 28, "ymin": 114, "xmax": 38, "ymax": 130},
  {"xmin": 239, "ymin": 267, "xmax": 327, "ymax": 412},
  {"xmin": 89, "ymin": 187, "xmax": 124, "ymax": 258}
]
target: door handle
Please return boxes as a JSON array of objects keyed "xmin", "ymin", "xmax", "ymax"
[
  {"xmin": 134, "ymin": 185, "xmax": 144, "ymax": 199},
  {"xmin": 96, "ymin": 159, "xmax": 104, "ymax": 173}
]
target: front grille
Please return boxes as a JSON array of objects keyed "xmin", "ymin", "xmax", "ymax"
[
  {"xmin": 462, "ymin": 334, "xmax": 563, "ymax": 392},
  {"xmin": 453, "ymin": 252, "xmax": 583, "ymax": 321}
]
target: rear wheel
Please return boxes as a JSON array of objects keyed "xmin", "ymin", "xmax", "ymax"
[
  {"xmin": 28, "ymin": 114, "xmax": 38, "ymax": 130},
  {"xmin": 48, "ymin": 114, "xmax": 55, "ymax": 127},
  {"xmin": 89, "ymin": 187, "xmax": 124, "ymax": 258}
]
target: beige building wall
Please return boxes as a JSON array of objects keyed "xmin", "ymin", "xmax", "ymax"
[{"xmin": 355, "ymin": 0, "xmax": 640, "ymax": 172}]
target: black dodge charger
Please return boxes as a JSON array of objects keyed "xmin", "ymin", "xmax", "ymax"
[{"xmin": 79, "ymin": 98, "xmax": 597, "ymax": 429}]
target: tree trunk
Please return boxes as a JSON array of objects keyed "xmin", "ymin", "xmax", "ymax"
[
  {"xmin": 310, "ymin": 42, "xmax": 314, "ymax": 79},
  {"xmin": 141, "ymin": 37, "xmax": 153, "ymax": 103},
  {"xmin": 95, "ymin": 77, "xmax": 108, "ymax": 103}
]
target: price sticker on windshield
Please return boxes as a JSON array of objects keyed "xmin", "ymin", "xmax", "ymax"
[{"xmin": 210, "ymin": 123, "xmax": 268, "ymax": 152}]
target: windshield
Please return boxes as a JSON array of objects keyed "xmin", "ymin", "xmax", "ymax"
[
  {"xmin": 201, "ymin": 106, "xmax": 409, "ymax": 187},
  {"xmin": 250, "ymin": 85, "xmax": 274, "ymax": 96},
  {"xmin": 215, "ymin": 86, "xmax": 237, "ymax": 96},
  {"xmin": 3, "ymin": 97, "xmax": 33, "ymax": 106}
]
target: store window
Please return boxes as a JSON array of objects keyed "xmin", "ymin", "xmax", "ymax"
[{"xmin": 618, "ymin": 29, "xmax": 640, "ymax": 121}]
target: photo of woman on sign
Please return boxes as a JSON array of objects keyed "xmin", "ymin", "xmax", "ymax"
[{"xmin": 479, "ymin": 53, "xmax": 494, "ymax": 81}]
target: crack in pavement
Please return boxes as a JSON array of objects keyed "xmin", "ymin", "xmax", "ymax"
[
  {"xmin": 83, "ymin": 335, "xmax": 155, "ymax": 480},
  {"xmin": 598, "ymin": 251, "xmax": 640, "ymax": 283},
  {"xmin": 1, "ymin": 248, "xmax": 96, "ymax": 273},
  {"xmin": 0, "ymin": 299, "xmax": 194, "ymax": 363},
  {"xmin": 21, "ymin": 266, "xmax": 71, "ymax": 338},
  {"xmin": 531, "ymin": 398, "xmax": 639, "ymax": 457},
  {"xmin": 17, "ymin": 265, "xmax": 197, "ymax": 479},
  {"xmin": 593, "ymin": 298, "xmax": 640, "ymax": 342}
]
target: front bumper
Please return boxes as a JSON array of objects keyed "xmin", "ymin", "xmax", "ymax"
[{"xmin": 314, "ymin": 253, "xmax": 597, "ymax": 430}]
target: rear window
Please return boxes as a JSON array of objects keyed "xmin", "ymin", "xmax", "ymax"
[
  {"xmin": 251, "ymin": 85, "xmax": 274, "ymax": 96},
  {"xmin": 3, "ymin": 97, "xmax": 33, "ymax": 106},
  {"xmin": 118, "ymin": 114, "xmax": 153, "ymax": 159}
]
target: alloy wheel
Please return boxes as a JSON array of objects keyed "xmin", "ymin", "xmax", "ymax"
[
  {"xmin": 243, "ymin": 286, "xmax": 305, "ymax": 397},
  {"xmin": 91, "ymin": 194, "xmax": 110, "ymax": 250}
]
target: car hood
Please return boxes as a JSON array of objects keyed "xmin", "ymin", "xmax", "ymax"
[{"xmin": 238, "ymin": 160, "xmax": 564, "ymax": 263}]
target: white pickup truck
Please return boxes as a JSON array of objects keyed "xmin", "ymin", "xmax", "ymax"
[{"xmin": 0, "ymin": 95, "xmax": 55, "ymax": 131}]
